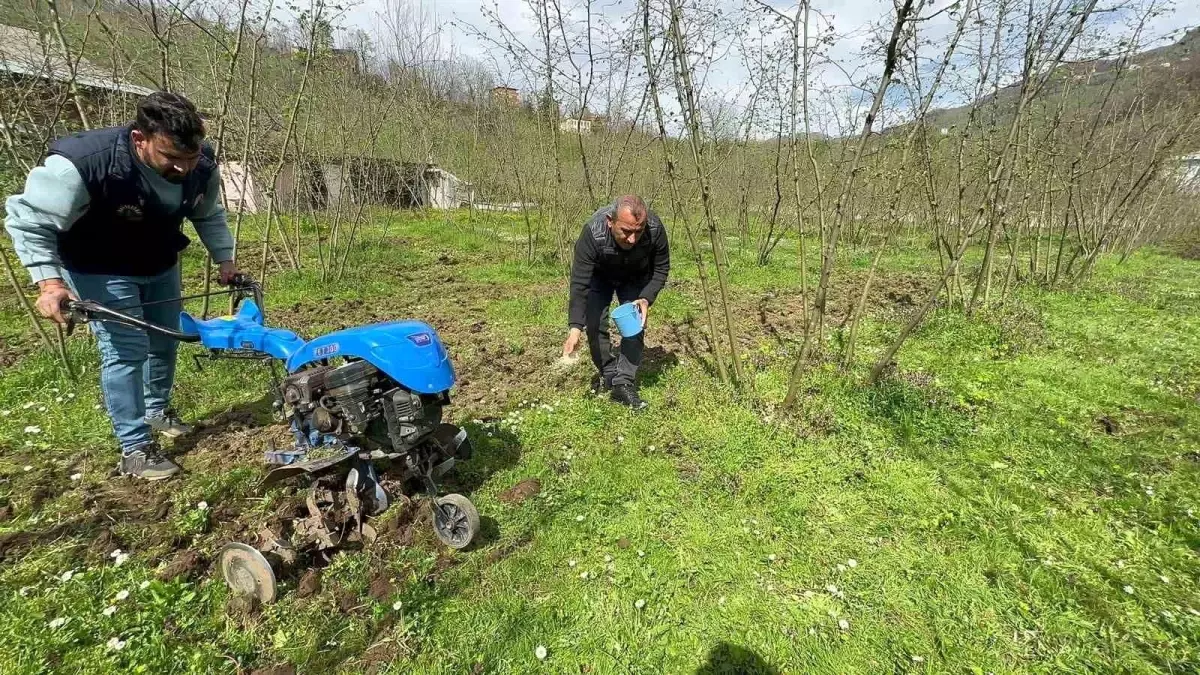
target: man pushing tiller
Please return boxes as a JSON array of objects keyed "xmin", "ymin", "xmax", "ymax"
[
  {"xmin": 561, "ymin": 195, "xmax": 671, "ymax": 410},
  {"xmin": 4, "ymin": 92, "xmax": 240, "ymax": 480}
]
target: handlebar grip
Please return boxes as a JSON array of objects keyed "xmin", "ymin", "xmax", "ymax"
[{"xmin": 62, "ymin": 299, "xmax": 82, "ymax": 336}]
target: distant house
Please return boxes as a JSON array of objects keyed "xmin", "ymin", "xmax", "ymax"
[
  {"xmin": 1177, "ymin": 153, "xmax": 1200, "ymax": 194},
  {"xmin": 491, "ymin": 86, "xmax": 520, "ymax": 106},
  {"xmin": 559, "ymin": 112, "xmax": 605, "ymax": 134}
]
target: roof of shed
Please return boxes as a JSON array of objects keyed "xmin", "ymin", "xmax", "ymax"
[{"xmin": 0, "ymin": 24, "xmax": 155, "ymax": 97}]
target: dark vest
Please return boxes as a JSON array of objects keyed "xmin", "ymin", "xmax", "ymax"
[
  {"xmin": 584, "ymin": 205, "xmax": 665, "ymax": 283},
  {"xmin": 48, "ymin": 125, "xmax": 216, "ymax": 276}
]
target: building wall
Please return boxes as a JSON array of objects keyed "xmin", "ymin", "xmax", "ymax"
[{"xmin": 1179, "ymin": 156, "xmax": 1200, "ymax": 194}]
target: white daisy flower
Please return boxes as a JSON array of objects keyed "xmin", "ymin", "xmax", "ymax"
[
  {"xmin": 139, "ymin": 581, "xmax": 150, "ymax": 590},
  {"xmin": 48, "ymin": 617, "xmax": 67, "ymax": 629},
  {"xmin": 838, "ymin": 619, "xmax": 850, "ymax": 631},
  {"xmin": 568, "ymin": 560, "xmax": 577, "ymax": 568},
  {"xmin": 115, "ymin": 590, "xmax": 129, "ymax": 601},
  {"xmin": 102, "ymin": 605, "xmax": 117, "ymax": 617},
  {"xmin": 23, "ymin": 465, "xmax": 33, "ymax": 472},
  {"xmin": 635, "ymin": 599, "xmax": 646, "ymax": 610},
  {"xmin": 196, "ymin": 501, "xmax": 208, "ymax": 511},
  {"xmin": 847, "ymin": 559, "xmax": 858, "ymax": 568},
  {"xmin": 60, "ymin": 570, "xmax": 74, "ymax": 582},
  {"xmin": 1124, "ymin": 585, "xmax": 1134, "ymax": 595},
  {"xmin": 535, "ymin": 645, "xmax": 548, "ymax": 660},
  {"xmin": 114, "ymin": 553, "xmax": 129, "ymax": 567},
  {"xmin": 70, "ymin": 473, "xmax": 83, "ymax": 481},
  {"xmin": 392, "ymin": 600, "xmax": 403, "ymax": 611},
  {"xmin": 105, "ymin": 637, "xmax": 125, "ymax": 651},
  {"xmin": 575, "ymin": 515, "xmax": 585, "ymax": 522}
]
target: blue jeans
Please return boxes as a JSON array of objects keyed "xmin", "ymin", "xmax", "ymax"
[{"xmin": 63, "ymin": 266, "xmax": 181, "ymax": 452}]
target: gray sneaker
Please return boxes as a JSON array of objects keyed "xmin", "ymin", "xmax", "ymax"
[
  {"xmin": 119, "ymin": 443, "xmax": 181, "ymax": 480},
  {"xmin": 146, "ymin": 409, "xmax": 193, "ymax": 438}
]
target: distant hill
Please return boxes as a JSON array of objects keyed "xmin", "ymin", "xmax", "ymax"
[{"xmin": 911, "ymin": 27, "xmax": 1200, "ymax": 144}]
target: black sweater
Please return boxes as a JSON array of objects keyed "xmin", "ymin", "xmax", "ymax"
[{"xmin": 568, "ymin": 205, "xmax": 670, "ymax": 328}]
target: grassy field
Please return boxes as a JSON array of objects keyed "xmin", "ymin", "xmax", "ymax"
[{"xmin": 1, "ymin": 211, "xmax": 1199, "ymax": 674}]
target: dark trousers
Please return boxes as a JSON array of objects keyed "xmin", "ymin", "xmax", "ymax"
[{"xmin": 586, "ymin": 280, "xmax": 644, "ymax": 387}]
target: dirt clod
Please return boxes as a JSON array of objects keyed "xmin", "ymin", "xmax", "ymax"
[
  {"xmin": 617, "ymin": 537, "xmax": 631, "ymax": 550},
  {"xmin": 0, "ymin": 506, "xmax": 12, "ymax": 522},
  {"xmin": 88, "ymin": 529, "xmax": 118, "ymax": 558},
  {"xmin": 152, "ymin": 500, "xmax": 171, "ymax": 520},
  {"xmin": 363, "ymin": 641, "xmax": 402, "ymax": 674},
  {"xmin": 376, "ymin": 496, "xmax": 415, "ymax": 536},
  {"xmin": 499, "ymin": 478, "xmax": 541, "ymax": 505},
  {"xmin": 296, "ymin": 569, "xmax": 322, "ymax": 599},
  {"xmin": 227, "ymin": 593, "xmax": 261, "ymax": 619},
  {"xmin": 335, "ymin": 588, "xmax": 361, "ymax": 614},
  {"xmin": 368, "ymin": 575, "xmax": 395, "ymax": 602},
  {"xmin": 159, "ymin": 550, "xmax": 207, "ymax": 582}
]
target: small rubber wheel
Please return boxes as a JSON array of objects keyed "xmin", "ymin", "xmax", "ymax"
[
  {"xmin": 432, "ymin": 494, "xmax": 479, "ymax": 550},
  {"xmin": 218, "ymin": 542, "xmax": 277, "ymax": 604}
]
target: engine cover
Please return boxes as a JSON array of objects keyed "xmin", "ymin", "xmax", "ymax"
[{"xmin": 281, "ymin": 366, "xmax": 332, "ymax": 409}]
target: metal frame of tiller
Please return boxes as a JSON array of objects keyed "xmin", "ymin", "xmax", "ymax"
[{"xmin": 62, "ymin": 276, "xmax": 479, "ymax": 603}]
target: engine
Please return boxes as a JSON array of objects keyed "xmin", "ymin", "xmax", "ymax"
[{"xmin": 280, "ymin": 359, "xmax": 446, "ymax": 452}]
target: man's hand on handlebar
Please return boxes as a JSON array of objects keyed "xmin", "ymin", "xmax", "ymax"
[
  {"xmin": 36, "ymin": 279, "xmax": 77, "ymax": 326},
  {"xmin": 218, "ymin": 260, "xmax": 240, "ymax": 286}
]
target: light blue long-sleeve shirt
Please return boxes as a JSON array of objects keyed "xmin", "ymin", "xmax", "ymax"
[{"xmin": 4, "ymin": 152, "xmax": 235, "ymax": 283}]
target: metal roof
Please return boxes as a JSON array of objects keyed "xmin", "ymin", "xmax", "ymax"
[{"xmin": 0, "ymin": 24, "xmax": 155, "ymax": 97}]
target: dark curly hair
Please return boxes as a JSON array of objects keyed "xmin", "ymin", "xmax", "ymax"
[{"xmin": 133, "ymin": 91, "xmax": 205, "ymax": 153}]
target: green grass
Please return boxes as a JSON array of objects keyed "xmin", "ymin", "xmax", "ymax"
[{"xmin": 1, "ymin": 212, "xmax": 1199, "ymax": 673}]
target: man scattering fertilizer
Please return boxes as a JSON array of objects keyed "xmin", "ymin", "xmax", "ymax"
[{"xmin": 560, "ymin": 195, "xmax": 670, "ymax": 410}]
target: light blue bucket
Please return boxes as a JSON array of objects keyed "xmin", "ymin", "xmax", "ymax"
[{"xmin": 611, "ymin": 302, "xmax": 643, "ymax": 338}]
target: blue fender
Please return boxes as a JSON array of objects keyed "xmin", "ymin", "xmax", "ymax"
[
  {"xmin": 180, "ymin": 300, "xmax": 307, "ymax": 361},
  {"xmin": 286, "ymin": 320, "xmax": 456, "ymax": 394}
]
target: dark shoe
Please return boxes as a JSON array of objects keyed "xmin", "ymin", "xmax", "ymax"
[
  {"xmin": 147, "ymin": 409, "xmax": 193, "ymax": 438},
  {"xmin": 590, "ymin": 372, "xmax": 614, "ymax": 395},
  {"xmin": 119, "ymin": 443, "xmax": 181, "ymax": 480},
  {"xmin": 610, "ymin": 384, "xmax": 648, "ymax": 410}
]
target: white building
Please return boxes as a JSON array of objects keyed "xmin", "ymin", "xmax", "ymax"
[{"xmin": 1177, "ymin": 153, "xmax": 1200, "ymax": 194}]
